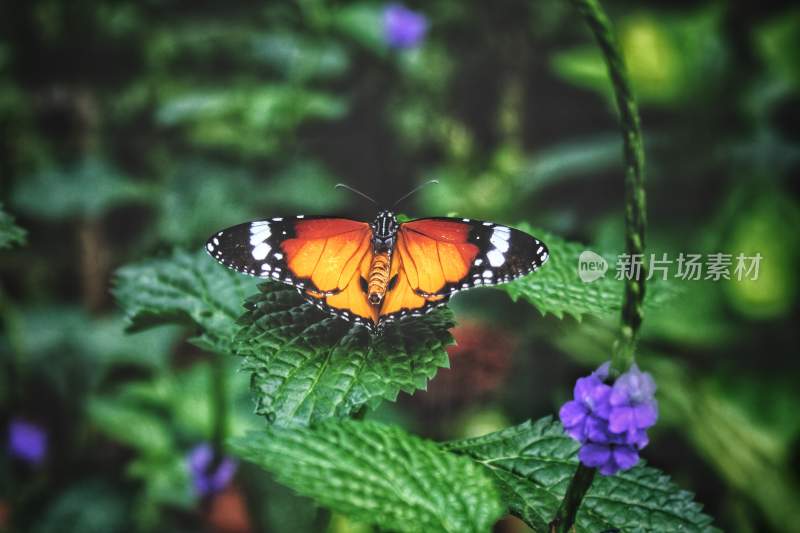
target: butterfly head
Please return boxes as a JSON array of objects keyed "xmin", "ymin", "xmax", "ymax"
[{"xmin": 372, "ymin": 210, "xmax": 398, "ymax": 252}]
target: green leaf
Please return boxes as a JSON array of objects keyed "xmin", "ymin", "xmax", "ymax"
[
  {"xmin": 445, "ymin": 417, "xmax": 717, "ymax": 533},
  {"xmin": 551, "ymin": 8, "xmax": 726, "ymax": 107},
  {"xmin": 114, "ymin": 250, "xmax": 455, "ymax": 426},
  {"xmin": 155, "ymin": 85, "xmax": 347, "ymax": 156},
  {"xmin": 501, "ymin": 224, "xmax": 673, "ymax": 319},
  {"xmin": 154, "ymin": 159, "xmax": 346, "ymax": 245},
  {"xmin": 235, "ymin": 283, "xmax": 454, "ymax": 426},
  {"xmin": 113, "ymin": 249, "xmax": 259, "ymax": 354},
  {"xmin": 515, "ymin": 134, "xmax": 622, "ymax": 194},
  {"xmin": 33, "ymin": 480, "xmax": 128, "ymax": 533},
  {"xmin": 330, "ymin": 3, "xmax": 385, "ymax": 52},
  {"xmin": 230, "ymin": 419, "xmax": 505, "ymax": 533},
  {"xmin": 0, "ymin": 202, "xmax": 26, "ymax": 249},
  {"xmin": 12, "ymin": 158, "xmax": 147, "ymax": 219},
  {"xmin": 116, "ymin": 360, "xmax": 261, "ymax": 440},
  {"xmin": 88, "ymin": 396, "xmax": 174, "ymax": 457},
  {"xmin": 251, "ymin": 33, "xmax": 350, "ymax": 81}
]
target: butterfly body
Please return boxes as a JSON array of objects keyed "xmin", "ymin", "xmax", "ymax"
[
  {"xmin": 207, "ymin": 212, "xmax": 548, "ymax": 333},
  {"xmin": 365, "ymin": 210, "xmax": 401, "ymax": 305}
]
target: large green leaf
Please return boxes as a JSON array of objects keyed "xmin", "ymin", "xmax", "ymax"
[
  {"xmin": 445, "ymin": 417, "xmax": 717, "ymax": 533},
  {"xmin": 502, "ymin": 225, "xmax": 673, "ymax": 320},
  {"xmin": 231, "ymin": 419, "xmax": 505, "ymax": 533},
  {"xmin": 113, "ymin": 249, "xmax": 259, "ymax": 354},
  {"xmin": 235, "ymin": 283, "xmax": 454, "ymax": 426},
  {"xmin": 114, "ymin": 250, "xmax": 456, "ymax": 426},
  {"xmin": 0, "ymin": 202, "xmax": 26, "ymax": 249}
]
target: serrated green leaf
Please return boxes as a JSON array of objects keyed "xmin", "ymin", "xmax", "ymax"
[
  {"xmin": 501, "ymin": 225, "xmax": 673, "ymax": 320},
  {"xmin": 113, "ymin": 249, "xmax": 259, "ymax": 354},
  {"xmin": 114, "ymin": 250, "xmax": 455, "ymax": 426},
  {"xmin": 0, "ymin": 202, "xmax": 26, "ymax": 249},
  {"xmin": 445, "ymin": 417, "xmax": 717, "ymax": 533},
  {"xmin": 235, "ymin": 283, "xmax": 454, "ymax": 426},
  {"xmin": 231, "ymin": 419, "xmax": 505, "ymax": 533}
]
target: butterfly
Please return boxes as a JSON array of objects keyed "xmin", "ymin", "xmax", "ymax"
[{"xmin": 206, "ymin": 185, "xmax": 549, "ymax": 333}]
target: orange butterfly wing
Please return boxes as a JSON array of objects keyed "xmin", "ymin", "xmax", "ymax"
[
  {"xmin": 281, "ymin": 218, "xmax": 377, "ymax": 325},
  {"xmin": 379, "ymin": 217, "xmax": 549, "ymax": 328},
  {"xmin": 378, "ymin": 219, "xmax": 480, "ymax": 326},
  {"xmin": 207, "ymin": 216, "xmax": 376, "ymax": 326}
]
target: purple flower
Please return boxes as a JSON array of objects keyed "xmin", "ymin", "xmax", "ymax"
[
  {"xmin": 383, "ymin": 4, "xmax": 428, "ymax": 49},
  {"xmin": 559, "ymin": 362, "xmax": 658, "ymax": 476},
  {"xmin": 559, "ymin": 374, "xmax": 612, "ymax": 442},
  {"xmin": 579, "ymin": 441, "xmax": 640, "ymax": 476},
  {"xmin": 8, "ymin": 419, "xmax": 47, "ymax": 465},
  {"xmin": 187, "ymin": 443, "xmax": 237, "ymax": 497},
  {"xmin": 608, "ymin": 364, "xmax": 658, "ymax": 443}
]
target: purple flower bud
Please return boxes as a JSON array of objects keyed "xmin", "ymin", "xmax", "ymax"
[
  {"xmin": 382, "ymin": 4, "xmax": 428, "ymax": 49},
  {"xmin": 592, "ymin": 361, "xmax": 611, "ymax": 380},
  {"xmin": 611, "ymin": 364, "xmax": 657, "ymax": 405},
  {"xmin": 8, "ymin": 419, "xmax": 47, "ymax": 465},
  {"xmin": 187, "ymin": 443, "xmax": 237, "ymax": 497}
]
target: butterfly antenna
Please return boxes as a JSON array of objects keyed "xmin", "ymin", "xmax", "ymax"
[
  {"xmin": 335, "ymin": 183, "xmax": 378, "ymax": 205},
  {"xmin": 392, "ymin": 179, "xmax": 439, "ymax": 208}
]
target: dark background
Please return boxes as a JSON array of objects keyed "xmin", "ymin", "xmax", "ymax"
[{"xmin": 1, "ymin": 0, "xmax": 799, "ymax": 531}]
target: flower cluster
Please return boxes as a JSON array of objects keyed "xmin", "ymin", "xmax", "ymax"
[
  {"xmin": 7, "ymin": 419, "xmax": 47, "ymax": 466},
  {"xmin": 382, "ymin": 4, "xmax": 428, "ymax": 50},
  {"xmin": 559, "ymin": 363, "xmax": 658, "ymax": 475},
  {"xmin": 187, "ymin": 443, "xmax": 238, "ymax": 497}
]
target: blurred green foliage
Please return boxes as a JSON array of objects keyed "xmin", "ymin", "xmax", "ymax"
[{"xmin": 1, "ymin": 0, "xmax": 798, "ymax": 531}]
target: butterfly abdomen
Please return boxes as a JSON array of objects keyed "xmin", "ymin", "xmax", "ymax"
[{"xmin": 367, "ymin": 252, "xmax": 392, "ymax": 305}]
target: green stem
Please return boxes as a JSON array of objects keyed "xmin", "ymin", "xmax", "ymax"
[
  {"xmin": 549, "ymin": 464, "xmax": 596, "ymax": 533},
  {"xmin": 550, "ymin": 0, "xmax": 648, "ymax": 531},
  {"xmin": 570, "ymin": 0, "xmax": 648, "ymax": 375},
  {"xmin": 211, "ymin": 353, "xmax": 228, "ymax": 466}
]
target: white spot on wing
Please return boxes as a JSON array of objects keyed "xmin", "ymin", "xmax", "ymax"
[
  {"xmin": 490, "ymin": 228, "xmax": 510, "ymax": 252},
  {"xmin": 252, "ymin": 242, "xmax": 272, "ymax": 260},
  {"xmin": 250, "ymin": 229, "xmax": 272, "ymax": 246},
  {"xmin": 487, "ymin": 249, "xmax": 506, "ymax": 267},
  {"xmin": 482, "ymin": 269, "xmax": 494, "ymax": 278}
]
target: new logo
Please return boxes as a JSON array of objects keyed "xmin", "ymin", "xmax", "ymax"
[{"xmin": 578, "ymin": 250, "xmax": 608, "ymax": 283}]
